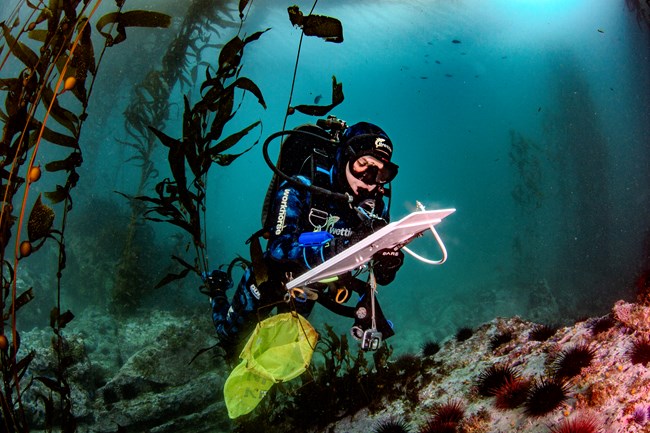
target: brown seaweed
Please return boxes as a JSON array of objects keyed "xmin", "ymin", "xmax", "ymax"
[
  {"xmin": 131, "ymin": 28, "xmax": 267, "ymax": 289},
  {"xmin": 0, "ymin": 0, "xmax": 172, "ymax": 428},
  {"xmin": 292, "ymin": 75, "xmax": 344, "ymax": 116},
  {"xmin": 288, "ymin": 6, "xmax": 344, "ymax": 43}
]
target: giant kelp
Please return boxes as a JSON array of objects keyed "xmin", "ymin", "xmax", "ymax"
[
  {"xmin": 0, "ymin": 0, "xmax": 170, "ymax": 430},
  {"xmin": 0, "ymin": 0, "xmax": 345, "ymax": 428},
  {"xmin": 126, "ymin": 26, "xmax": 269, "ymax": 289},
  {"xmin": 114, "ymin": 0, "xmax": 239, "ymax": 312},
  {"xmin": 130, "ymin": 3, "xmax": 345, "ymax": 290}
]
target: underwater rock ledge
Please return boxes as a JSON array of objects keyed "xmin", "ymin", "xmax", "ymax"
[
  {"xmin": 19, "ymin": 298, "xmax": 650, "ymax": 433},
  {"xmin": 22, "ymin": 307, "xmax": 230, "ymax": 433},
  {"xmin": 308, "ymin": 300, "xmax": 650, "ymax": 433}
]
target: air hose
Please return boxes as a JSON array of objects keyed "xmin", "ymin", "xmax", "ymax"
[{"xmin": 262, "ymin": 129, "xmax": 353, "ymax": 203}]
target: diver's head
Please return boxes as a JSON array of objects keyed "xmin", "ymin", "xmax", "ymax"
[{"xmin": 338, "ymin": 122, "xmax": 398, "ymax": 195}]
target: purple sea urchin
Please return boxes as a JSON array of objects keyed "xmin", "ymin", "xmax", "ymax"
[
  {"xmin": 589, "ymin": 314, "xmax": 616, "ymax": 335},
  {"xmin": 632, "ymin": 404, "xmax": 649, "ymax": 425},
  {"xmin": 393, "ymin": 352, "xmax": 422, "ymax": 372},
  {"xmin": 552, "ymin": 343, "xmax": 596, "ymax": 380},
  {"xmin": 422, "ymin": 340, "xmax": 441, "ymax": 357},
  {"xmin": 529, "ymin": 324, "xmax": 558, "ymax": 341},
  {"xmin": 489, "ymin": 331, "xmax": 513, "ymax": 351},
  {"xmin": 374, "ymin": 417, "xmax": 413, "ymax": 433},
  {"xmin": 524, "ymin": 377, "xmax": 570, "ymax": 417},
  {"xmin": 548, "ymin": 416, "xmax": 600, "ymax": 433},
  {"xmin": 476, "ymin": 364, "xmax": 520, "ymax": 396},
  {"xmin": 629, "ymin": 334, "xmax": 650, "ymax": 366},
  {"xmin": 455, "ymin": 327, "xmax": 473, "ymax": 342},
  {"xmin": 494, "ymin": 377, "xmax": 531, "ymax": 410}
]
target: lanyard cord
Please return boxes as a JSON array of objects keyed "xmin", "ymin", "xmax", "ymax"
[
  {"xmin": 369, "ymin": 268, "xmax": 377, "ymax": 330},
  {"xmin": 282, "ymin": 0, "xmax": 320, "ymax": 132}
]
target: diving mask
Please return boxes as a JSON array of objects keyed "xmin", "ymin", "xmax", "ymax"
[{"xmin": 349, "ymin": 155, "xmax": 398, "ymax": 185}]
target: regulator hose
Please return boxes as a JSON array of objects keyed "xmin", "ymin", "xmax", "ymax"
[{"xmin": 262, "ymin": 129, "xmax": 352, "ymax": 203}]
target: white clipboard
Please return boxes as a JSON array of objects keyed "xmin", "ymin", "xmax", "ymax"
[{"xmin": 286, "ymin": 208, "xmax": 455, "ymax": 289}]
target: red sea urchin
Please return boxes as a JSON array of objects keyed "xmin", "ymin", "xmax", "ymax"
[
  {"xmin": 494, "ymin": 376, "xmax": 531, "ymax": 410},
  {"xmin": 552, "ymin": 343, "xmax": 596, "ymax": 380},
  {"xmin": 431, "ymin": 399, "xmax": 465, "ymax": 422},
  {"xmin": 548, "ymin": 415, "xmax": 600, "ymax": 433},
  {"xmin": 422, "ymin": 399, "xmax": 465, "ymax": 433},
  {"xmin": 629, "ymin": 334, "xmax": 650, "ymax": 366},
  {"xmin": 524, "ymin": 377, "xmax": 571, "ymax": 417},
  {"xmin": 476, "ymin": 363, "xmax": 520, "ymax": 396}
]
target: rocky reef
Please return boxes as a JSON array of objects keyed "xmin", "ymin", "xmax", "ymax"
[
  {"xmin": 21, "ymin": 307, "xmax": 229, "ymax": 433},
  {"xmin": 306, "ymin": 300, "xmax": 650, "ymax": 433},
  {"xmin": 18, "ymin": 297, "xmax": 650, "ymax": 433}
]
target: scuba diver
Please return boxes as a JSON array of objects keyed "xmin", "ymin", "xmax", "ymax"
[{"xmin": 202, "ymin": 118, "xmax": 405, "ymax": 353}]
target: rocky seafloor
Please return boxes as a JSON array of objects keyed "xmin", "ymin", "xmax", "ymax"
[{"xmin": 18, "ymin": 296, "xmax": 650, "ymax": 433}]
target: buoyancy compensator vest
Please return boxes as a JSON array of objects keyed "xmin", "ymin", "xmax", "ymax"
[
  {"xmin": 246, "ymin": 117, "xmax": 348, "ymax": 287},
  {"xmin": 260, "ymin": 117, "xmax": 350, "ymax": 233}
]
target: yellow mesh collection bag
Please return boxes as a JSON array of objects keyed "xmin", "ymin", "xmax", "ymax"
[{"xmin": 223, "ymin": 312, "xmax": 319, "ymax": 418}]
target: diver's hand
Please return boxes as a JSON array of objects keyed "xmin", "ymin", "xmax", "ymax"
[
  {"xmin": 373, "ymin": 248, "xmax": 404, "ymax": 285},
  {"xmin": 201, "ymin": 270, "xmax": 233, "ymax": 298},
  {"xmin": 326, "ymin": 237, "xmax": 351, "ymax": 257}
]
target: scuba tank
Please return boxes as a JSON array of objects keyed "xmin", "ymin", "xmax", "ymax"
[{"xmin": 260, "ymin": 116, "xmax": 350, "ymax": 233}]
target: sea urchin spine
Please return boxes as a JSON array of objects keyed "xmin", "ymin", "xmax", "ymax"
[
  {"xmin": 548, "ymin": 415, "xmax": 599, "ymax": 433},
  {"xmin": 629, "ymin": 334, "xmax": 650, "ymax": 366},
  {"xmin": 374, "ymin": 417, "xmax": 413, "ymax": 433},
  {"xmin": 529, "ymin": 324, "xmax": 558, "ymax": 341}
]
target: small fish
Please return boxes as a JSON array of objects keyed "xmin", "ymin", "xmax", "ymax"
[
  {"xmin": 537, "ymin": 107, "xmax": 542, "ymax": 112},
  {"xmin": 420, "ymin": 76, "xmax": 428, "ymax": 80},
  {"xmin": 444, "ymin": 73, "xmax": 453, "ymax": 78},
  {"xmin": 314, "ymin": 94, "xmax": 322, "ymax": 104},
  {"xmin": 435, "ymin": 60, "xmax": 441, "ymax": 64},
  {"xmin": 452, "ymin": 39, "xmax": 461, "ymax": 44},
  {"xmin": 597, "ymin": 28, "xmax": 604, "ymax": 33}
]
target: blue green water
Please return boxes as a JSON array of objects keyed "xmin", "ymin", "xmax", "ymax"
[
  {"xmin": 202, "ymin": 0, "xmax": 650, "ymax": 351},
  {"xmin": 7, "ymin": 0, "xmax": 649, "ymax": 354}
]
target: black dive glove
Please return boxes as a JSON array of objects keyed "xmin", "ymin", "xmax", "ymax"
[
  {"xmin": 373, "ymin": 248, "xmax": 404, "ymax": 285},
  {"xmin": 201, "ymin": 270, "xmax": 233, "ymax": 298}
]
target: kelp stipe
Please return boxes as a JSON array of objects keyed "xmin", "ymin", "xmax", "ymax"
[{"xmin": 0, "ymin": 0, "xmax": 170, "ymax": 430}]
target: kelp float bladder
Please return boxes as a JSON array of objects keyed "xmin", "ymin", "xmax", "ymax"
[{"xmin": 223, "ymin": 313, "xmax": 319, "ymax": 418}]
